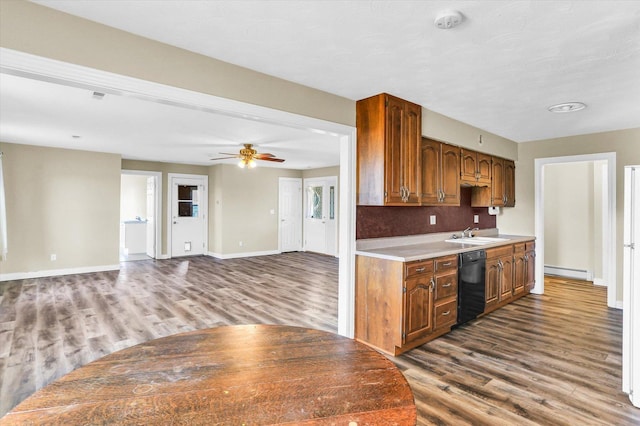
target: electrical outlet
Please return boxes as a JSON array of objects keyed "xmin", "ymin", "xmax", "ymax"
[
  {"xmin": 474, "ymin": 215, "xmax": 479, "ymax": 224},
  {"xmin": 430, "ymin": 215, "xmax": 436, "ymax": 225},
  {"xmin": 50, "ymin": 254, "xmax": 57, "ymax": 261}
]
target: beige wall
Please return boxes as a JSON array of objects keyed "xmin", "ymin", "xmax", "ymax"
[
  {"xmin": 121, "ymin": 160, "xmax": 209, "ymax": 255},
  {"xmin": 120, "ymin": 174, "xmax": 148, "ymax": 221},
  {"xmin": 0, "ymin": 142, "xmax": 121, "ymax": 274},
  {"xmin": 423, "ymin": 109, "xmax": 518, "ymax": 160},
  {"xmin": 210, "ymin": 165, "xmax": 301, "ymax": 256},
  {"xmin": 544, "ymin": 162, "xmax": 594, "ymax": 272},
  {"xmin": 500, "ymin": 127, "xmax": 640, "ymax": 300}
]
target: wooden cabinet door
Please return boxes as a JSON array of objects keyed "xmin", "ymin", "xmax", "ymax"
[
  {"xmin": 384, "ymin": 96, "xmax": 421, "ymax": 205},
  {"xmin": 525, "ymin": 245, "xmax": 536, "ymax": 292},
  {"xmin": 491, "ymin": 157, "xmax": 505, "ymax": 206},
  {"xmin": 460, "ymin": 149, "xmax": 478, "ymax": 184},
  {"xmin": 404, "ymin": 274, "xmax": 434, "ymax": 344},
  {"xmin": 504, "ymin": 160, "xmax": 516, "ymax": 207},
  {"xmin": 420, "ymin": 138, "xmax": 440, "ymax": 205},
  {"xmin": 476, "ymin": 153, "xmax": 492, "ymax": 186},
  {"xmin": 384, "ymin": 97, "xmax": 405, "ymax": 204},
  {"xmin": 403, "ymin": 101, "xmax": 422, "ymax": 204},
  {"xmin": 440, "ymin": 143, "xmax": 460, "ymax": 205},
  {"xmin": 513, "ymin": 246, "xmax": 526, "ymax": 296},
  {"xmin": 499, "ymin": 254, "xmax": 513, "ymax": 301},
  {"xmin": 485, "ymin": 259, "xmax": 500, "ymax": 308}
]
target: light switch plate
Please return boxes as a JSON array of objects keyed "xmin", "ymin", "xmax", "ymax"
[
  {"xmin": 474, "ymin": 215, "xmax": 479, "ymax": 223},
  {"xmin": 430, "ymin": 215, "xmax": 436, "ymax": 225}
]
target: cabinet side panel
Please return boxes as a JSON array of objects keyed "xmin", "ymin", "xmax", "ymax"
[
  {"xmin": 355, "ymin": 256, "xmax": 403, "ymax": 354},
  {"xmin": 356, "ymin": 95, "xmax": 386, "ymax": 205}
]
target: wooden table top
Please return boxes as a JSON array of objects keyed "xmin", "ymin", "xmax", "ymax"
[{"xmin": 1, "ymin": 324, "xmax": 416, "ymax": 425}]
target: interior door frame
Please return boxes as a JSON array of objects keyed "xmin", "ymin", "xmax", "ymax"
[
  {"xmin": 168, "ymin": 173, "xmax": 208, "ymax": 258},
  {"xmin": 1, "ymin": 49, "xmax": 357, "ymax": 339},
  {"xmin": 534, "ymin": 152, "xmax": 616, "ymax": 308},
  {"xmin": 121, "ymin": 169, "xmax": 162, "ymax": 260}
]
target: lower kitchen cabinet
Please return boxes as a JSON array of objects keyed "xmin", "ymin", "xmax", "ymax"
[
  {"xmin": 485, "ymin": 242, "xmax": 534, "ymax": 315},
  {"xmin": 355, "ymin": 254, "xmax": 457, "ymax": 356},
  {"xmin": 525, "ymin": 241, "xmax": 536, "ymax": 292},
  {"xmin": 356, "ymin": 239, "xmax": 535, "ymax": 356}
]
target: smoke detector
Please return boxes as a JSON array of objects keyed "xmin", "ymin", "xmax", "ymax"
[{"xmin": 434, "ymin": 10, "xmax": 463, "ymax": 29}]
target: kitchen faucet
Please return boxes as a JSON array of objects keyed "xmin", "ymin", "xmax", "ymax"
[{"xmin": 461, "ymin": 227, "xmax": 472, "ymax": 238}]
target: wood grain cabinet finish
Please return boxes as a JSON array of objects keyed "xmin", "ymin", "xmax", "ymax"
[
  {"xmin": 490, "ymin": 157, "xmax": 506, "ymax": 207},
  {"xmin": 356, "ymin": 93, "xmax": 422, "ymax": 206},
  {"xmin": 485, "ymin": 245, "xmax": 514, "ymax": 313},
  {"xmin": 513, "ymin": 243, "xmax": 527, "ymax": 297},
  {"xmin": 471, "ymin": 157, "xmax": 516, "ymax": 208},
  {"xmin": 504, "ymin": 159, "xmax": 516, "ymax": 207},
  {"xmin": 421, "ymin": 138, "xmax": 460, "ymax": 206},
  {"xmin": 525, "ymin": 241, "xmax": 536, "ymax": 291},
  {"xmin": 355, "ymin": 254, "xmax": 457, "ymax": 356},
  {"xmin": 460, "ymin": 149, "xmax": 492, "ymax": 186}
]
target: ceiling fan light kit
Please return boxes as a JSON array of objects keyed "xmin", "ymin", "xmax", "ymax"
[{"xmin": 210, "ymin": 143, "xmax": 285, "ymax": 168}]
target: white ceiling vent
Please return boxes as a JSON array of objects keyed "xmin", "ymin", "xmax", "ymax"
[{"xmin": 434, "ymin": 10, "xmax": 463, "ymax": 29}]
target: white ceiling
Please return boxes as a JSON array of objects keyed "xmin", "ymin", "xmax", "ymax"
[{"xmin": 2, "ymin": 1, "xmax": 640, "ymax": 167}]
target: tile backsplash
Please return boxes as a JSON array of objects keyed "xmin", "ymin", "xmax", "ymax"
[{"xmin": 356, "ymin": 187, "xmax": 496, "ymax": 239}]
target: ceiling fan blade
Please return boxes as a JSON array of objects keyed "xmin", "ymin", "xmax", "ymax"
[
  {"xmin": 258, "ymin": 157, "xmax": 285, "ymax": 163},
  {"xmin": 254, "ymin": 153, "xmax": 276, "ymax": 159},
  {"xmin": 210, "ymin": 156, "xmax": 238, "ymax": 161},
  {"xmin": 219, "ymin": 152, "xmax": 239, "ymax": 156}
]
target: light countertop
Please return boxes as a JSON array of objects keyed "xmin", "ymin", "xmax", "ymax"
[{"xmin": 355, "ymin": 229, "xmax": 535, "ymax": 262}]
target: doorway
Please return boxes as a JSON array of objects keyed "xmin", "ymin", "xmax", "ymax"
[
  {"xmin": 534, "ymin": 152, "xmax": 616, "ymax": 307},
  {"xmin": 120, "ymin": 170, "xmax": 161, "ymax": 261},
  {"xmin": 279, "ymin": 177, "xmax": 302, "ymax": 253},
  {"xmin": 169, "ymin": 173, "xmax": 208, "ymax": 257},
  {"xmin": 303, "ymin": 176, "xmax": 338, "ymax": 256}
]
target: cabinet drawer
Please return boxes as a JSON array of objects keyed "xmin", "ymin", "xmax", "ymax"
[
  {"xmin": 486, "ymin": 245, "xmax": 513, "ymax": 259},
  {"xmin": 525, "ymin": 241, "xmax": 535, "ymax": 251},
  {"xmin": 434, "ymin": 299, "xmax": 457, "ymax": 329},
  {"xmin": 434, "ymin": 255, "xmax": 457, "ymax": 272},
  {"xmin": 513, "ymin": 243, "xmax": 525, "ymax": 254},
  {"xmin": 405, "ymin": 260, "xmax": 434, "ymax": 277},
  {"xmin": 434, "ymin": 271, "xmax": 457, "ymax": 301}
]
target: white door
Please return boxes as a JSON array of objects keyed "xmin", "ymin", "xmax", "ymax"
[
  {"xmin": 304, "ymin": 176, "xmax": 338, "ymax": 256},
  {"xmin": 623, "ymin": 165, "xmax": 640, "ymax": 407},
  {"xmin": 279, "ymin": 177, "xmax": 302, "ymax": 252},
  {"xmin": 145, "ymin": 176, "xmax": 156, "ymax": 258},
  {"xmin": 170, "ymin": 175, "xmax": 207, "ymax": 257}
]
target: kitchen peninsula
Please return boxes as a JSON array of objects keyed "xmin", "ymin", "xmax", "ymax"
[{"xmin": 355, "ymin": 229, "xmax": 535, "ymax": 356}]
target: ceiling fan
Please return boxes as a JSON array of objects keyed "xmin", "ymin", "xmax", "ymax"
[{"xmin": 210, "ymin": 143, "xmax": 285, "ymax": 168}]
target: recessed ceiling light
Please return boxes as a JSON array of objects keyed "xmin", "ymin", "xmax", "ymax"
[
  {"xmin": 72, "ymin": 135, "xmax": 81, "ymax": 139},
  {"xmin": 434, "ymin": 10, "xmax": 463, "ymax": 29},
  {"xmin": 548, "ymin": 102, "xmax": 587, "ymax": 113},
  {"xmin": 92, "ymin": 91, "xmax": 105, "ymax": 100}
]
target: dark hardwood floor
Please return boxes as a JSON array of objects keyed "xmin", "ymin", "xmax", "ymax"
[{"xmin": 0, "ymin": 254, "xmax": 638, "ymax": 424}]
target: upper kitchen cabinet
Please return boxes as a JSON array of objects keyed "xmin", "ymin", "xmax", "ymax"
[
  {"xmin": 421, "ymin": 138, "xmax": 460, "ymax": 206},
  {"xmin": 504, "ymin": 159, "xmax": 516, "ymax": 207},
  {"xmin": 471, "ymin": 156, "xmax": 516, "ymax": 207},
  {"xmin": 356, "ymin": 93, "xmax": 422, "ymax": 206},
  {"xmin": 460, "ymin": 149, "xmax": 491, "ymax": 187}
]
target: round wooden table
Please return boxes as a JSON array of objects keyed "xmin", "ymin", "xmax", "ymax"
[{"xmin": 1, "ymin": 325, "xmax": 416, "ymax": 425}]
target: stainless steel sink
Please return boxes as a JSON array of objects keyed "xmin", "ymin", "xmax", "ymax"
[{"xmin": 444, "ymin": 236, "xmax": 509, "ymax": 245}]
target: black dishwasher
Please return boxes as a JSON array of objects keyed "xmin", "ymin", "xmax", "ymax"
[{"xmin": 457, "ymin": 250, "xmax": 486, "ymax": 325}]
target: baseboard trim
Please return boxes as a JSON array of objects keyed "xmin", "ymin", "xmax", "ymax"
[
  {"xmin": 207, "ymin": 250, "xmax": 280, "ymax": 260},
  {"xmin": 0, "ymin": 264, "xmax": 121, "ymax": 282},
  {"xmin": 544, "ymin": 265, "xmax": 592, "ymax": 281}
]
